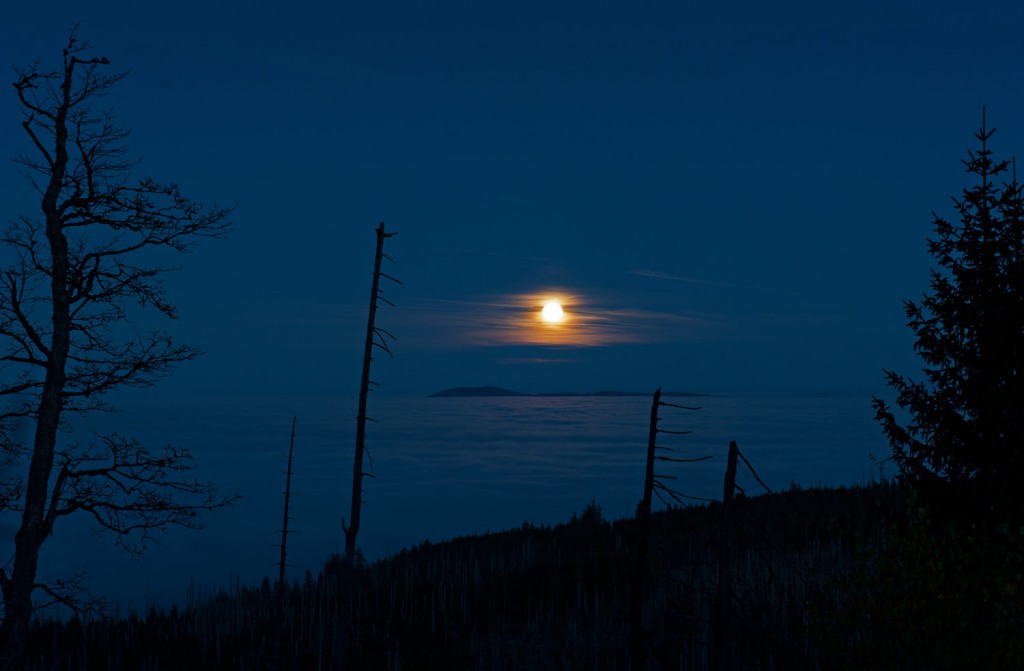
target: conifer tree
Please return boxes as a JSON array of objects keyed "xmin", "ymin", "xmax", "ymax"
[{"xmin": 874, "ymin": 113, "xmax": 1024, "ymax": 520}]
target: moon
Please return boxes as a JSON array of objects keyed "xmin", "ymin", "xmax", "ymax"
[{"xmin": 541, "ymin": 301, "xmax": 564, "ymax": 323}]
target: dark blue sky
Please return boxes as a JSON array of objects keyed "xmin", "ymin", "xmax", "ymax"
[{"xmin": 4, "ymin": 1, "xmax": 1024, "ymax": 396}]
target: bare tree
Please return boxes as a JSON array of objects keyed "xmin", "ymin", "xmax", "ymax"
[
  {"xmin": 0, "ymin": 30, "xmax": 234, "ymax": 665},
  {"xmin": 632, "ymin": 387, "xmax": 705, "ymax": 663},
  {"xmin": 274, "ymin": 416, "xmax": 297, "ymax": 670},
  {"xmin": 342, "ymin": 222, "xmax": 398, "ymax": 562}
]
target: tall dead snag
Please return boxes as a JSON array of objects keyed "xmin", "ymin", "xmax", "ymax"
[
  {"xmin": 716, "ymin": 441, "xmax": 739, "ymax": 671},
  {"xmin": 277, "ymin": 417, "xmax": 297, "ymax": 595},
  {"xmin": 639, "ymin": 387, "xmax": 662, "ymax": 519},
  {"xmin": 0, "ymin": 30, "xmax": 234, "ymax": 667},
  {"xmin": 342, "ymin": 222, "xmax": 399, "ymax": 561},
  {"xmin": 640, "ymin": 388, "xmax": 707, "ymax": 514},
  {"xmin": 274, "ymin": 416, "xmax": 297, "ymax": 670},
  {"xmin": 631, "ymin": 387, "xmax": 706, "ymax": 664}
]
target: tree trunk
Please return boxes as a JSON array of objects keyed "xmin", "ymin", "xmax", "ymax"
[
  {"xmin": 0, "ymin": 61, "xmax": 74, "ymax": 666},
  {"xmin": 343, "ymin": 222, "xmax": 390, "ymax": 560},
  {"xmin": 338, "ymin": 222, "xmax": 395, "ymax": 667},
  {"xmin": 639, "ymin": 387, "xmax": 661, "ymax": 518},
  {"xmin": 715, "ymin": 441, "xmax": 739, "ymax": 671},
  {"xmin": 274, "ymin": 416, "xmax": 297, "ymax": 671},
  {"xmin": 0, "ymin": 218, "xmax": 71, "ymax": 667},
  {"xmin": 0, "ymin": 203, "xmax": 70, "ymax": 668},
  {"xmin": 630, "ymin": 387, "xmax": 661, "ymax": 665}
]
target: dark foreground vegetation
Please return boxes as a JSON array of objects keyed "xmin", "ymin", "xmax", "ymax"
[{"xmin": 23, "ymin": 483, "xmax": 910, "ymax": 671}]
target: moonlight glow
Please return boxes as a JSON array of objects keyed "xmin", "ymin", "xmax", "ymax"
[{"xmin": 541, "ymin": 301, "xmax": 565, "ymax": 323}]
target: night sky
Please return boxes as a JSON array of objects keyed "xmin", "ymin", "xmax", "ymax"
[{"xmin": 4, "ymin": 2, "xmax": 1024, "ymax": 398}]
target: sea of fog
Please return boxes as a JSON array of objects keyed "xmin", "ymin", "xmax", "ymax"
[{"xmin": 6, "ymin": 389, "xmax": 892, "ymax": 613}]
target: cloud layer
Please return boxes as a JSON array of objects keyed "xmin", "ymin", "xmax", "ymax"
[{"xmin": 398, "ymin": 290, "xmax": 713, "ymax": 348}]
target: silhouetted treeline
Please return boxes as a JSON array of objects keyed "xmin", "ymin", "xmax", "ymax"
[{"xmin": 22, "ymin": 483, "xmax": 901, "ymax": 671}]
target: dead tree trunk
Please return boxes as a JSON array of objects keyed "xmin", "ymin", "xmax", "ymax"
[
  {"xmin": 716, "ymin": 441, "xmax": 739, "ymax": 671},
  {"xmin": 630, "ymin": 387, "xmax": 661, "ymax": 664},
  {"xmin": 274, "ymin": 416, "xmax": 297, "ymax": 671},
  {"xmin": 0, "ymin": 50, "xmax": 76, "ymax": 667},
  {"xmin": 343, "ymin": 222, "xmax": 398, "ymax": 561},
  {"xmin": 337, "ymin": 223, "xmax": 398, "ymax": 668},
  {"xmin": 640, "ymin": 387, "xmax": 662, "ymax": 518},
  {"xmin": 632, "ymin": 388, "xmax": 707, "ymax": 666},
  {"xmin": 278, "ymin": 416, "xmax": 297, "ymax": 587}
]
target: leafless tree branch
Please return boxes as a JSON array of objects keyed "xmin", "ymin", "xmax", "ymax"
[
  {"xmin": 0, "ymin": 29, "xmax": 234, "ymax": 664},
  {"xmin": 42, "ymin": 434, "xmax": 238, "ymax": 557},
  {"xmin": 32, "ymin": 570, "xmax": 105, "ymax": 617}
]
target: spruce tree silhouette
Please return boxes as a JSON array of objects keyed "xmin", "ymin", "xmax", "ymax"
[{"xmin": 874, "ymin": 111, "xmax": 1024, "ymax": 522}]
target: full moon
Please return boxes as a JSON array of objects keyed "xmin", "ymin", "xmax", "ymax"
[{"xmin": 541, "ymin": 301, "xmax": 564, "ymax": 323}]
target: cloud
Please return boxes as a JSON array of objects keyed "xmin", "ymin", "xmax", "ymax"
[
  {"xmin": 395, "ymin": 291, "xmax": 715, "ymax": 348},
  {"xmin": 497, "ymin": 357, "xmax": 577, "ymax": 365},
  {"xmin": 628, "ymin": 268, "xmax": 735, "ymax": 287},
  {"xmin": 440, "ymin": 247, "xmax": 556, "ymax": 264},
  {"xmin": 630, "ymin": 268, "xmax": 799, "ymax": 296}
]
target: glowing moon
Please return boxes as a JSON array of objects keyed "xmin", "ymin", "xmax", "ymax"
[{"xmin": 541, "ymin": 301, "xmax": 564, "ymax": 323}]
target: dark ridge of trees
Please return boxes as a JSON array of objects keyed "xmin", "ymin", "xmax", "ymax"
[
  {"xmin": 18, "ymin": 483, "xmax": 901, "ymax": 670},
  {"xmin": 823, "ymin": 502, "xmax": 1024, "ymax": 670},
  {"xmin": 0, "ymin": 28, "xmax": 235, "ymax": 667}
]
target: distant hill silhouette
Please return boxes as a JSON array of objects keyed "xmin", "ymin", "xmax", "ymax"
[
  {"xmin": 431, "ymin": 386, "xmax": 707, "ymax": 398},
  {"xmin": 431, "ymin": 386, "xmax": 527, "ymax": 397}
]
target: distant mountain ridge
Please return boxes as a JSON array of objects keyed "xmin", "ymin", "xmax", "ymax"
[{"xmin": 430, "ymin": 386, "xmax": 706, "ymax": 398}]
